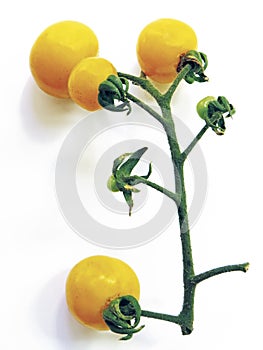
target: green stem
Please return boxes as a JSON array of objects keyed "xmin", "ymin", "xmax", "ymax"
[
  {"xmin": 141, "ymin": 310, "xmax": 181, "ymax": 325},
  {"xmin": 157, "ymin": 105, "xmax": 194, "ymax": 275},
  {"xmin": 125, "ymin": 91, "xmax": 164, "ymax": 124},
  {"xmin": 181, "ymin": 124, "xmax": 209, "ymax": 162},
  {"xmin": 161, "ymin": 112, "xmax": 182, "ymax": 167},
  {"xmin": 104, "ymin": 66, "xmax": 249, "ymax": 339},
  {"xmin": 158, "ymin": 101, "xmax": 196, "ymax": 334},
  {"xmin": 125, "ymin": 72, "xmax": 197, "ymax": 334},
  {"xmin": 139, "ymin": 262, "xmax": 249, "ymax": 333},
  {"xmin": 128, "ymin": 175, "xmax": 181, "ymax": 205},
  {"xmin": 192, "ymin": 263, "xmax": 249, "ymax": 284},
  {"xmin": 118, "ymin": 72, "xmax": 162, "ymax": 103},
  {"xmin": 175, "ymin": 162, "xmax": 196, "ymax": 334},
  {"xmin": 163, "ymin": 64, "xmax": 192, "ymax": 101}
]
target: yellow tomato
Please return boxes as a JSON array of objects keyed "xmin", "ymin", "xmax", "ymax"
[
  {"xmin": 68, "ymin": 57, "xmax": 117, "ymax": 111},
  {"xmin": 30, "ymin": 20, "xmax": 99, "ymax": 98},
  {"xmin": 136, "ymin": 18, "xmax": 197, "ymax": 83},
  {"xmin": 65, "ymin": 255, "xmax": 140, "ymax": 330}
]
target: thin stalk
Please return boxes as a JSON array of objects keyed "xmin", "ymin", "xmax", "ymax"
[
  {"xmin": 125, "ymin": 91, "xmax": 164, "ymax": 125},
  {"xmin": 128, "ymin": 175, "xmax": 180, "ymax": 205},
  {"xmin": 192, "ymin": 263, "xmax": 249, "ymax": 284},
  {"xmin": 181, "ymin": 124, "xmax": 209, "ymax": 162},
  {"xmin": 141, "ymin": 310, "xmax": 182, "ymax": 325},
  {"xmin": 118, "ymin": 72, "xmax": 162, "ymax": 103},
  {"xmin": 163, "ymin": 64, "xmax": 192, "ymax": 101}
]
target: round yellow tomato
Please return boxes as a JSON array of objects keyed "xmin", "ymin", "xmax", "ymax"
[
  {"xmin": 30, "ymin": 20, "xmax": 99, "ymax": 98},
  {"xmin": 68, "ymin": 57, "xmax": 117, "ymax": 111},
  {"xmin": 136, "ymin": 18, "xmax": 197, "ymax": 83},
  {"xmin": 65, "ymin": 255, "xmax": 140, "ymax": 330}
]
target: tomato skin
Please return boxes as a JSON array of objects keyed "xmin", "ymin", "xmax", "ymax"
[
  {"xmin": 29, "ymin": 21, "xmax": 99, "ymax": 98},
  {"xmin": 65, "ymin": 255, "xmax": 140, "ymax": 330},
  {"xmin": 68, "ymin": 57, "xmax": 117, "ymax": 111},
  {"xmin": 136, "ymin": 18, "xmax": 197, "ymax": 83},
  {"xmin": 196, "ymin": 96, "xmax": 216, "ymax": 120}
]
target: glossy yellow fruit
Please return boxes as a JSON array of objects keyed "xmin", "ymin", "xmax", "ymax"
[
  {"xmin": 30, "ymin": 21, "xmax": 99, "ymax": 98},
  {"xmin": 136, "ymin": 18, "xmax": 197, "ymax": 83},
  {"xmin": 68, "ymin": 57, "xmax": 117, "ymax": 111},
  {"xmin": 65, "ymin": 255, "xmax": 140, "ymax": 330}
]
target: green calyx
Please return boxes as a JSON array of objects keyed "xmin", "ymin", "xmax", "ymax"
[
  {"xmin": 103, "ymin": 295, "xmax": 144, "ymax": 340},
  {"xmin": 98, "ymin": 75, "xmax": 131, "ymax": 114},
  {"xmin": 196, "ymin": 95, "xmax": 236, "ymax": 135},
  {"xmin": 177, "ymin": 50, "xmax": 208, "ymax": 84},
  {"xmin": 109, "ymin": 147, "xmax": 152, "ymax": 215}
]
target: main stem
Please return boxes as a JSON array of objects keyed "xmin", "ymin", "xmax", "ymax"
[
  {"xmin": 120, "ymin": 67, "xmax": 198, "ymax": 332},
  {"xmin": 176, "ymin": 163, "xmax": 196, "ymax": 334},
  {"xmin": 161, "ymin": 104, "xmax": 196, "ymax": 334},
  {"xmin": 107, "ymin": 68, "xmax": 249, "ymax": 338}
]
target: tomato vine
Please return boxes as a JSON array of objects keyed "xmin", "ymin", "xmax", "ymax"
[
  {"xmin": 98, "ymin": 50, "xmax": 249, "ymax": 340},
  {"xmin": 30, "ymin": 18, "xmax": 249, "ymax": 342}
]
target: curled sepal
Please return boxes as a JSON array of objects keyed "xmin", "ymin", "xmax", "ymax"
[
  {"xmin": 103, "ymin": 295, "xmax": 145, "ymax": 340},
  {"xmin": 112, "ymin": 152, "xmax": 132, "ymax": 174},
  {"xmin": 98, "ymin": 75, "xmax": 131, "ymax": 115},
  {"xmin": 123, "ymin": 190, "xmax": 134, "ymax": 216},
  {"xmin": 177, "ymin": 50, "xmax": 208, "ymax": 84},
  {"xmin": 109, "ymin": 147, "xmax": 151, "ymax": 215},
  {"xmin": 117, "ymin": 147, "xmax": 148, "ymax": 177},
  {"xmin": 197, "ymin": 96, "xmax": 236, "ymax": 135}
]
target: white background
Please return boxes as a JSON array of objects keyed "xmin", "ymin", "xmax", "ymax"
[{"xmin": 1, "ymin": 0, "xmax": 262, "ymax": 349}]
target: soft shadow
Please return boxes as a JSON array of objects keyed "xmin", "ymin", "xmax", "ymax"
[
  {"xmin": 33, "ymin": 271, "xmax": 118, "ymax": 350},
  {"xmin": 20, "ymin": 77, "xmax": 88, "ymax": 143}
]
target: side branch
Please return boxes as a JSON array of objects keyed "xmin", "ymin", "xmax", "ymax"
[
  {"xmin": 125, "ymin": 92, "xmax": 164, "ymax": 125},
  {"xmin": 180, "ymin": 124, "xmax": 209, "ymax": 162},
  {"xmin": 118, "ymin": 71, "xmax": 162, "ymax": 102},
  {"xmin": 129, "ymin": 175, "xmax": 181, "ymax": 205},
  {"xmin": 163, "ymin": 64, "xmax": 192, "ymax": 101},
  {"xmin": 192, "ymin": 262, "xmax": 249, "ymax": 284},
  {"xmin": 141, "ymin": 310, "xmax": 182, "ymax": 325}
]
